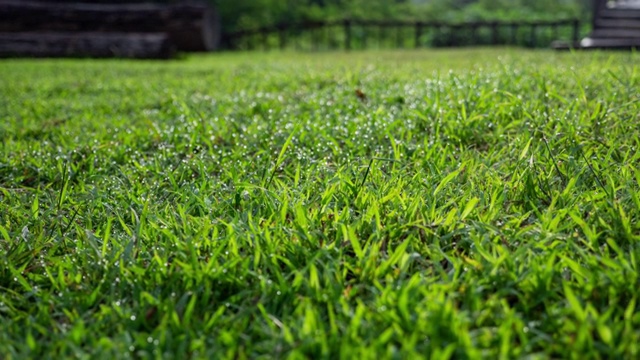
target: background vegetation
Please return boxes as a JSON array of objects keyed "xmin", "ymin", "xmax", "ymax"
[
  {"xmin": 214, "ymin": 0, "xmax": 592, "ymax": 33},
  {"xmin": 54, "ymin": 0, "xmax": 593, "ymax": 35}
]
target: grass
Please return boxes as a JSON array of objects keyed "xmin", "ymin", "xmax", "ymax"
[{"xmin": 1, "ymin": 48, "xmax": 639, "ymax": 359}]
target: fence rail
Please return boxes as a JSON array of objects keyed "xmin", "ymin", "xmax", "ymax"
[{"xmin": 224, "ymin": 18, "xmax": 580, "ymax": 51}]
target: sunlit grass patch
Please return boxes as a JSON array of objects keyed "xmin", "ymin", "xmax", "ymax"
[{"xmin": 1, "ymin": 48, "xmax": 639, "ymax": 358}]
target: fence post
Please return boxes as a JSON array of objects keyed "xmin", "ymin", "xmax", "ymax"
[
  {"xmin": 415, "ymin": 21, "xmax": 423, "ymax": 48},
  {"xmin": 511, "ymin": 23, "xmax": 518, "ymax": 45},
  {"xmin": 470, "ymin": 23, "xmax": 478, "ymax": 45},
  {"xmin": 572, "ymin": 19, "xmax": 580, "ymax": 43},
  {"xmin": 344, "ymin": 19, "xmax": 351, "ymax": 50},
  {"xmin": 530, "ymin": 23, "xmax": 537, "ymax": 47},
  {"xmin": 491, "ymin": 22, "xmax": 499, "ymax": 45},
  {"xmin": 325, "ymin": 23, "xmax": 332, "ymax": 50},
  {"xmin": 433, "ymin": 23, "xmax": 441, "ymax": 47}
]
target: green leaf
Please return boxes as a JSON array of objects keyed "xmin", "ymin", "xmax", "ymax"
[
  {"xmin": 519, "ymin": 137, "xmax": 533, "ymax": 160},
  {"xmin": 309, "ymin": 264, "xmax": 320, "ymax": 291},
  {"xmin": 0, "ymin": 224, "xmax": 10, "ymax": 241},
  {"xmin": 388, "ymin": 239, "xmax": 410, "ymax": 268},
  {"xmin": 342, "ymin": 224, "xmax": 363, "ymax": 260},
  {"xmin": 460, "ymin": 196, "xmax": 479, "ymax": 220},
  {"xmin": 434, "ymin": 168, "xmax": 462, "ymax": 196},
  {"xmin": 26, "ymin": 332, "xmax": 36, "ymax": 350},
  {"xmin": 183, "ymin": 294, "xmax": 197, "ymax": 327},
  {"xmin": 597, "ymin": 324, "xmax": 613, "ymax": 345},
  {"xmin": 266, "ymin": 124, "xmax": 299, "ymax": 188},
  {"xmin": 31, "ymin": 195, "xmax": 39, "ymax": 220},
  {"xmin": 563, "ymin": 283, "xmax": 586, "ymax": 321},
  {"xmin": 625, "ymin": 298, "xmax": 636, "ymax": 321}
]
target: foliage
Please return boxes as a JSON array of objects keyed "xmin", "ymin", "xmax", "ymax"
[
  {"xmin": 212, "ymin": 0, "xmax": 590, "ymax": 32},
  {"xmin": 1, "ymin": 49, "xmax": 640, "ymax": 358},
  {"xmin": 37, "ymin": 0, "xmax": 591, "ymax": 34}
]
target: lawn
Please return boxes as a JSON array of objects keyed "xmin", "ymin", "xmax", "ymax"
[{"xmin": 1, "ymin": 48, "xmax": 639, "ymax": 359}]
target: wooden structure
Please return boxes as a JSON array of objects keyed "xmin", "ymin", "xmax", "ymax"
[
  {"xmin": 581, "ymin": 0, "xmax": 640, "ymax": 48},
  {"xmin": 0, "ymin": 0, "xmax": 220, "ymax": 59},
  {"xmin": 0, "ymin": 32, "xmax": 175, "ymax": 59},
  {"xmin": 226, "ymin": 19, "xmax": 580, "ymax": 51}
]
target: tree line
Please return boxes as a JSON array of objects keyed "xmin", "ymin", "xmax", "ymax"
[
  {"xmin": 212, "ymin": 0, "xmax": 592, "ymax": 33},
  {"xmin": 30, "ymin": 0, "xmax": 592, "ymax": 35}
]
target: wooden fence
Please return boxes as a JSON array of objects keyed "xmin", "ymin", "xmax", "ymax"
[{"xmin": 225, "ymin": 18, "xmax": 581, "ymax": 51}]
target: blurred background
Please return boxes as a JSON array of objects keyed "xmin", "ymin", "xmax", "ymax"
[
  {"xmin": 207, "ymin": 0, "xmax": 590, "ymax": 51},
  {"xmin": 2, "ymin": 0, "xmax": 636, "ymax": 57},
  {"xmin": 211, "ymin": 0, "xmax": 590, "ymax": 35}
]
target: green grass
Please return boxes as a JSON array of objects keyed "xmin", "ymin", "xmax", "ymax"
[{"xmin": 1, "ymin": 48, "xmax": 640, "ymax": 359}]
